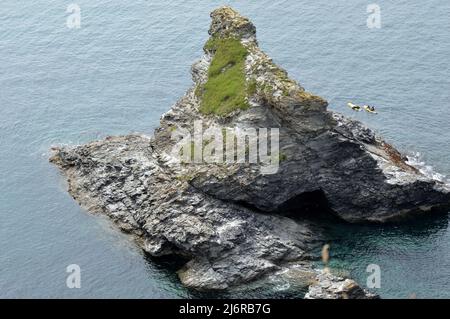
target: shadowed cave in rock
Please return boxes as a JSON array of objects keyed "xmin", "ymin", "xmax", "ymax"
[
  {"xmin": 274, "ymin": 190, "xmax": 338, "ymax": 220},
  {"xmin": 232, "ymin": 189, "xmax": 338, "ymax": 221}
]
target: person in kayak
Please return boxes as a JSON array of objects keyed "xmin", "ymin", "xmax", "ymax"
[
  {"xmin": 363, "ymin": 105, "xmax": 377, "ymax": 113},
  {"xmin": 348, "ymin": 102, "xmax": 361, "ymax": 111}
]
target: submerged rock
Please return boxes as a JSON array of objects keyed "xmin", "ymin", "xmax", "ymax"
[{"xmin": 50, "ymin": 7, "xmax": 450, "ymax": 298}]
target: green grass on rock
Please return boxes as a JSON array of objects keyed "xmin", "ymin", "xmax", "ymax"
[{"xmin": 198, "ymin": 37, "xmax": 251, "ymax": 116}]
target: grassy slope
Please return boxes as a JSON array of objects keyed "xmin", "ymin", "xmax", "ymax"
[{"xmin": 198, "ymin": 37, "xmax": 250, "ymax": 116}]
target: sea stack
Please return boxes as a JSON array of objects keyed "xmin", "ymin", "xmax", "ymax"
[{"xmin": 50, "ymin": 7, "xmax": 450, "ymax": 298}]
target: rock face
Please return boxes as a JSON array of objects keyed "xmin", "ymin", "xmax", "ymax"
[
  {"xmin": 50, "ymin": 7, "xmax": 450, "ymax": 298},
  {"xmin": 50, "ymin": 134, "xmax": 324, "ymax": 291}
]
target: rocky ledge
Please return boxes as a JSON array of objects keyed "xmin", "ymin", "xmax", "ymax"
[{"xmin": 50, "ymin": 7, "xmax": 449, "ymax": 298}]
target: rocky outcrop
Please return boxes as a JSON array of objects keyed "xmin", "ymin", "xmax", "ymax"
[
  {"xmin": 305, "ymin": 270, "xmax": 378, "ymax": 299},
  {"xmin": 50, "ymin": 7, "xmax": 450, "ymax": 298},
  {"xmin": 50, "ymin": 134, "xmax": 326, "ymax": 292},
  {"xmin": 50, "ymin": 134, "xmax": 324, "ymax": 290}
]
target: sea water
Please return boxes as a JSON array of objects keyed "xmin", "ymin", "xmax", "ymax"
[{"xmin": 1, "ymin": 0, "xmax": 449, "ymax": 298}]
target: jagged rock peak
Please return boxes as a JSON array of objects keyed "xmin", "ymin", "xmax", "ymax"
[{"xmin": 209, "ymin": 6, "xmax": 257, "ymax": 41}]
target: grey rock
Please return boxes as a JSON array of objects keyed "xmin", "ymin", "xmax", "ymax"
[
  {"xmin": 51, "ymin": 134, "xmax": 323, "ymax": 291},
  {"xmin": 50, "ymin": 6, "xmax": 450, "ymax": 297},
  {"xmin": 305, "ymin": 269, "xmax": 378, "ymax": 299}
]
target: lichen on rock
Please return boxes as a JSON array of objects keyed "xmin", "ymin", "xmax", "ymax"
[{"xmin": 208, "ymin": 6, "xmax": 257, "ymax": 40}]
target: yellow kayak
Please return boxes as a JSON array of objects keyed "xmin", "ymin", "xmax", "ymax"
[
  {"xmin": 363, "ymin": 105, "xmax": 378, "ymax": 114},
  {"xmin": 347, "ymin": 102, "xmax": 361, "ymax": 111}
]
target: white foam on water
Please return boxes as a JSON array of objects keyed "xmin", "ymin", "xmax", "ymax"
[{"xmin": 406, "ymin": 152, "xmax": 449, "ymax": 184}]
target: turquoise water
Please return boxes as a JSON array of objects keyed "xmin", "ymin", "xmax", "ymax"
[{"xmin": 0, "ymin": 0, "xmax": 449, "ymax": 298}]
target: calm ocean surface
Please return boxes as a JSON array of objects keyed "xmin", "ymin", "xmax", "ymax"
[{"xmin": 1, "ymin": 0, "xmax": 449, "ymax": 298}]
